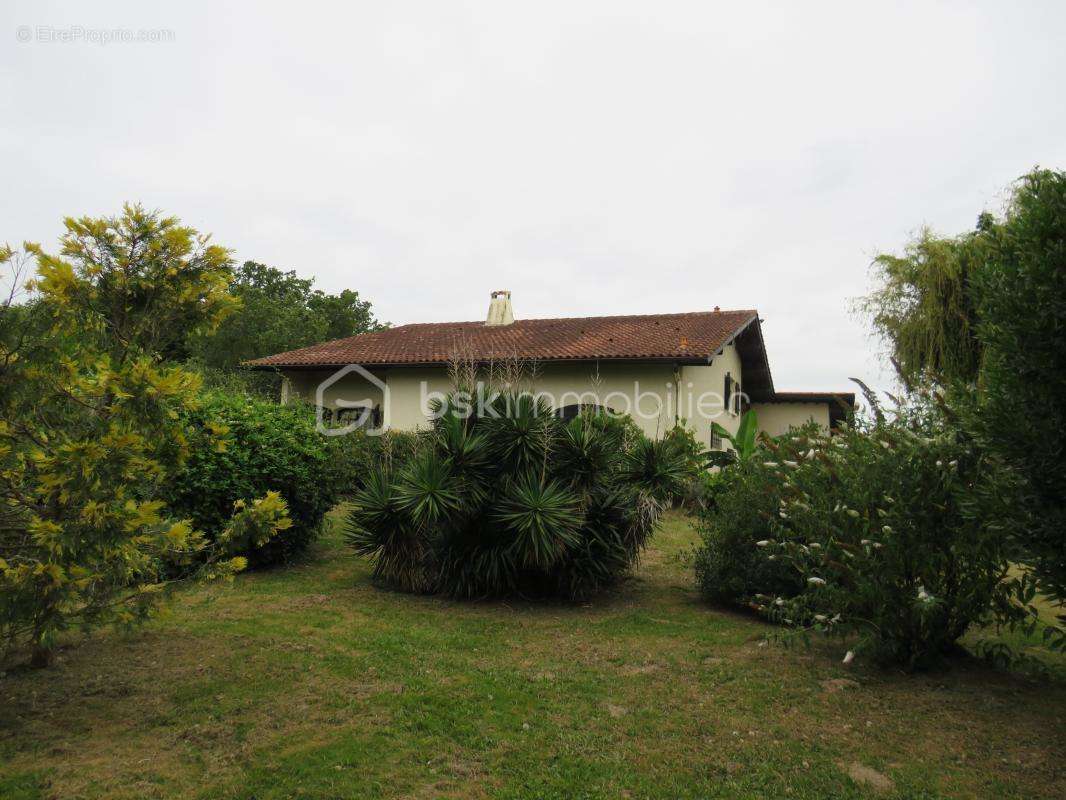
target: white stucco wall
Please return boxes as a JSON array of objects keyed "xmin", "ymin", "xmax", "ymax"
[
  {"xmin": 283, "ymin": 369, "xmax": 387, "ymax": 409},
  {"xmin": 516, "ymin": 362, "xmax": 682, "ymax": 437},
  {"xmin": 278, "ymin": 342, "xmax": 758, "ymax": 441},
  {"xmin": 680, "ymin": 342, "xmax": 743, "ymax": 448},
  {"xmin": 283, "ymin": 362, "xmax": 678, "ymax": 436},
  {"xmin": 751, "ymin": 402, "xmax": 830, "ymax": 437}
]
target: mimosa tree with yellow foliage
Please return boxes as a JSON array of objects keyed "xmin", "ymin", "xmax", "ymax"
[{"xmin": 0, "ymin": 205, "xmax": 290, "ymax": 668}]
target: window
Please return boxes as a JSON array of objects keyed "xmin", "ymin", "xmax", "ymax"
[
  {"xmin": 556, "ymin": 403, "xmax": 615, "ymax": 421},
  {"xmin": 331, "ymin": 405, "xmax": 380, "ymax": 429},
  {"xmin": 710, "ymin": 427, "xmax": 723, "ymax": 450},
  {"xmin": 557, "ymin": 403, "xmax": 583, "ymax": 421},
  {"xmin": 723, "ymin": 372, "xmax": 743, "ymax": 416}
]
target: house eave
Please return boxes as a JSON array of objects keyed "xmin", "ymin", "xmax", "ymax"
[{"xmin": 245, "ymin": 355, "xmax": 715, "ymax": 372}]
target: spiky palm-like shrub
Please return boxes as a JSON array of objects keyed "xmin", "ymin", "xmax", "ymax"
[{"xmin": 345, "ymin": 395, "xmax": 688, "ymax": 600}]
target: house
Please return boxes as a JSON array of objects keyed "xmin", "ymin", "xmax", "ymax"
[{"xmin": 247, "ymin": 291, "xmax": 853, "ymax": 444}]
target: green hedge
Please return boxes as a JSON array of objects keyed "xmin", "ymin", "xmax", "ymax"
[{"xmin": 166, "ymin": 392, "xmax": 341, "ymax": 567}]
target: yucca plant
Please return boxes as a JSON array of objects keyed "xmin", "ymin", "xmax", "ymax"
[
  {"xmin": 345, "ymin": 469, "xmax": 435, "ymax": 592},
  {"xmin": 494, "ymin": 474, "xmax": 583, "ymax": 570},
  {"xmin": 394, "ymin": 451, "xmax": 464, "ymax": 529},
  {"xmin": 483, "ymin": 392, "xmax": 555, "ymax": 474},
  {"xmin": 618, "ymin": 436, "xmax": 691, "ymax": 502},
  {"xmin": 555, "ymin": 414, "xmax": 622, "ymax": 493},
  {"xmin": 345, "ymin": 392, "xmax": 692, "ymax": 600}
]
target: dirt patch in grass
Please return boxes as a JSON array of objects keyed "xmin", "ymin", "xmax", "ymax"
[{"xmin": 842, "ymin": 761, "xmax": 895, "ymax": 793}]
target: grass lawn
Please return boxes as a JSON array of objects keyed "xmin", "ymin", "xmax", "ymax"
[{"xmin": 1, "ymin": 509, "xmax": 1064, "ymax": 799}]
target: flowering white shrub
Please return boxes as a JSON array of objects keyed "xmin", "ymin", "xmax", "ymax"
[
  {"xmin": 754, "ymin": 403, "xmax": 1033, "ymax": 669},
  {"xmin": 693, "ymin": 450, "xmax": 807, "ymax": 610}
]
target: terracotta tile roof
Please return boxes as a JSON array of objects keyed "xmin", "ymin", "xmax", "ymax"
[{"xmin": 246, "ymin": 309, "xmax": 759, "ymax": 369}]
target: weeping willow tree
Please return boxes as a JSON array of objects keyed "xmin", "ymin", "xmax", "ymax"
[{"xmin": 859, "ymin": 224, "xmax": 988, "ymax": 390}]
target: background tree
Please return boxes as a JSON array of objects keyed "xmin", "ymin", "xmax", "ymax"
[
  {"xmin": 0, "ymin": 207, "xmax": 290, "ymax": 668},
  {"xmin": 969, "ymin": 170, "xmax": 1066, "ymax": 609},
  {"xmin": 860, "ymin": 228, "xmax": 986, "ymax": 390},
  {"xmin": 861, "ymin": 168, "xmax": 1066, "ymax": 625},
  {"xmin": 189, "ymin": 261, "xmax": 384, "ymax": 372}
]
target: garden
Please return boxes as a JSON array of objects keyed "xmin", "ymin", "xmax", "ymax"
[{"xmin": 1, "ymin": 170, "xmax": 1065, "ymax": 798}]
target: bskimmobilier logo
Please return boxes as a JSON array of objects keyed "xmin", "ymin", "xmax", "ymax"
[{"xmin": 315, "ymin": 364, "xmax": 388, "ymax": 437}]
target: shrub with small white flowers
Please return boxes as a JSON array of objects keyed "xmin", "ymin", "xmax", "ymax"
[
  {"xmin": 692, "ymin": 433, "xmax": 810, "ymax": 609},
  {"xmin": 753, "ymin": 401, "xmax": 1033, "ymax": 669}
]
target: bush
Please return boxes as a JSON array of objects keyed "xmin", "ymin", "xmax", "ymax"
[
  {"xmin": 662, "ymin": 422, "xmax": 713, "ymax": 507},
  {"xmin": 166, "ymin": 392, "xmax": 340, "ymax": 567},
  {"xmin": 676, "ymin": 469, "xmax": 722, "ymax": 511},
  {"xmin": 345, "ymin": 397, "xmax": 687, "ymax": 600},
  {"xmin": 190, "ymin": 363, "xmax": 283, "ymax": 400},
  {"xmin": 327, "ymin": 427, "xmax": 425, "ymax": 499},
  {"xmin": 693, "ymin": 452, "xmax": 805, "ymax": 608},
  {"xmin": 754, "ymin": 403, "xmax": 1027, "ymax": 669}
]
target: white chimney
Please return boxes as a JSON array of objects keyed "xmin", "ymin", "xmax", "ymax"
[{"xmin": 485, "ymin": 290, "xmax": 514, "ymax": 326}]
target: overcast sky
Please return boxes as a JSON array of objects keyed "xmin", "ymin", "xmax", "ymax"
[{"xmin": 3, "ymin": 1, "xmax": 1064, "ymax": 391}]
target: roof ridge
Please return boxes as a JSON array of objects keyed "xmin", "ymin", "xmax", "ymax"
[{"xmin": 390, "ymin": 308, "xmax": 757, "ymax": 328}]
